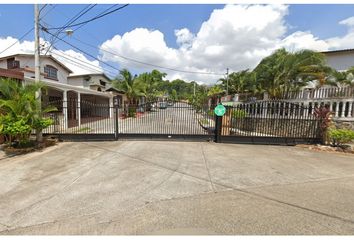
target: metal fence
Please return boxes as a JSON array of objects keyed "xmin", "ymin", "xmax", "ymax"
[
  {"xmin": 43, "ymin": 100, "xmax": 115, "ymax": 140},
  {"xmin": 42, "ymin": 99, "xmax": 322, "ymax": 145},
  {"xmin": 217, "ymin": 101, "xmax": 321, "ymax": 144}
]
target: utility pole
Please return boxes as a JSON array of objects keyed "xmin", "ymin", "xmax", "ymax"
[
  {"xmin": 193, "ymin": 82, "xmax": 196, "ymax": 97},
  {"xmin": 34, "ymin": 4, "xmax": 43, "ymax": 142},
  {"xmin": 225, "ymin": 68, "xmax": 230, "ymax": 99}
]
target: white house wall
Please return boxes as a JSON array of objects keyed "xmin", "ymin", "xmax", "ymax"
[
  {"xmin": 0, "ymin": 55, "xmax": 70, "ymax": 84},
  {"xmin": 325, "ymin": 52, "xmax": 354, "ymax": 71}
]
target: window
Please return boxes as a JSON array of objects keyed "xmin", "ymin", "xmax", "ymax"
[
  {"xmin": 7, "ymin": 58, "xmax": 20, "ymax": 69},
  {"xmin": 44, "ymin": 65, "xmax": 58, "ymax": 80},
  {"xmin": 99, "ymin": 79, "xmax": 106, "ymax": 87}
]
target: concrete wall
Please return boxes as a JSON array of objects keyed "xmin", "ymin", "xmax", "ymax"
[
  {"xmin": 333, "ymin": 120, "xmax": 354, "ymax": 131},
  {"xmin": 223, "ymin": 117, "xmax": 320, "ymax": 138},
  {"xmin": 324, "ymin": 52, "xmax": 354, "ymax": 71},
  {"xmin": 67, "ymin": 77, "xmax": 86, "ymax": 87},
  {"xmin": 67, "ymin": 74, "xmax": 111, "ymax": 91}
]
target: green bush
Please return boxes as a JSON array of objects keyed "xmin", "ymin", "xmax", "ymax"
[
  {"xmin": 128, "ymin": 107, "xmax": 137, "ymax": 118},
  {"xmin": 328, "ymin": 128, "xmax": 354, "ymax": 146},
  {"xmin": 232, "ymin": 109, "xmax": 247, "ymax": 119},
  {"xmin": 33, "ymin": 118, "xmax": 54, "ymax": 130},
  {"xmin": 0, "ymin": 115, "xmax": 32, "ymax": 145}
]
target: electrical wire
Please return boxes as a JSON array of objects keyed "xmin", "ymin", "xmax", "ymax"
[
  {"xmin": 0, "ymin": 28, "xmax": 34, "ymax": 55},
  {"xmin": 71, "ymin": 35, "xmax": 224, "ymax": 76},
  {"xmin": 41, "ymin": 29, "xmax": 117, "ymax": 76},
  {"xmin": 44, "ymin": 4, "xmax": 97, "ymax": 55},
  {"xmin": 45, "ymin": 4, "xmax": 129, "ymax": 31}
]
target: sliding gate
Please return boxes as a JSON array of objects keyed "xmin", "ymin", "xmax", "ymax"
[
  {"xmin": 116, "ymin": 101, "xmax": 215, "ymax": 141},
  {"xmin": 43, "ymin": 100, "xmax": 322, "ymax": 145}
]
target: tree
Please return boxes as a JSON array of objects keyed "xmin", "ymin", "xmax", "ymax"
[
  {"xmin": 113, "ymin": 69, "xmax": 141, "ymax": 104},
  {"xmin": 135, "ymin": 70, "xmax": 166, "ymax": 102},
  {"xmin": 0, "ymin": 78, "xmax": 55, "ymax": 145},
  {"xmin": 326, "ymin": 69, "xmax": 354, "ymax": 87},
  {"xmin": 254, "ymin": 48, "xmax": 331, "ymax": 98}
]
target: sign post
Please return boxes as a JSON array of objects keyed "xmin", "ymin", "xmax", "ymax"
[{"xmin": 214, "ymin": 104, "xmax": 226, "ymax": 142}]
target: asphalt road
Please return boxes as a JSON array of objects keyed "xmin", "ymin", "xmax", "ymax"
[{"xmin": 1, "ymin": 141, "xmax": 354, "ymax": 235}]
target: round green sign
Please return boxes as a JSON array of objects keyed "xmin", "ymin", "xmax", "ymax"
[{"xmin": 214, "ymin": 104, "xmax": 226, "ymax": 116}]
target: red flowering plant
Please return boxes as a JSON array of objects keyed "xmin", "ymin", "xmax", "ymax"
[{"xmin": 313, "ymin": 104, "xmax": 333, "ymax": 144}]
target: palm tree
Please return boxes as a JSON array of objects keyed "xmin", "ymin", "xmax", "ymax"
[
  {"xmin": 135, "ymin": 70, "xmax": 166, "ymax": 102},
  {"xmin": 254, "ymin": 48, "xmax": 331, "ymax": 98},
  {"xmin": 326, "ymin": 69, "xmax": 354, "ymax": 87},
  {"xmin": 0, "ymin": 78, "xmax": 56, "ymax": 144},
  {"xmin": 113, "ymin": 69, "xmax": 141, "ymax": 104}
]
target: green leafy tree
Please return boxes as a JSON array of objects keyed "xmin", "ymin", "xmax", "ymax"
[
  {"xmin": 326, "ymin": 69, "xmax": 354, "ymax": 88},
  {"xmin": 113, "ymin": 69, "xmax": 142, "ymax": 104},
  {"xmin": 254, "ymin": 48, "xmax": 331, "ymax": 98},
  {"xmin": 0, "ymin": 78, "xmax": 56, "ymax": 145}
]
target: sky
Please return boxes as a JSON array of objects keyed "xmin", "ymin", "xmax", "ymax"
[{"xmin": 1, "ymin": 4, "xmax": 354, "ymax": 84}]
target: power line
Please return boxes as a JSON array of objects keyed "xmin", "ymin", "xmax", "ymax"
[
  {"xmin": 70, "ymin": 4, "xmax": 120, "ymax": 33},
  {"xmin": 71, "ymin": 35, "xmax": 224, "ymax": 76},
  {"xmin": 44, "ymin": 29, "xmax": 122, "ymax": 74},
  {"xmin": 39, "ymin": 4, "xmax": 57, "ymax": 20},
  {"xmin": 45, "ymin": 4, "xmax": 129, "ymax": 31},
  {"xmin": 0, "ymin": 27, "xmax": 34, "ymax": 55},
  {"xmin": 44, "ymin": 4, "xmax": 97, "ymax": 55},
  {"xmin": 51, "ymin": 47, "xmax": 118, "ymax": 77},
  {"xmin": 41, "ymin": 28, "xmax": 117, "ymax": 76}
]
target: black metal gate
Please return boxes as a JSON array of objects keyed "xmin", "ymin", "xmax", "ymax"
[
  {"xmin": 43, "ymin": 100, "xmax": 321, "ymax": 145},
  {"xmin": 115, "ymin": 101, "xmax": 215, "ymax": 141}
]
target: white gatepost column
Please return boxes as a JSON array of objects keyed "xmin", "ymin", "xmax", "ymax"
[
  {"xmin": 109, "ymin": 96, "xmax": 114, "ymax": 118},
  {"xmin": 348, "ymin": 101, "xmax": 353, "ymax": 118},
  {"xmin": 77, "ymin": 93, "xmax": 81, "ymax": 128},
  {"xmin": 335, "ymin": 102, "xmax": 340, "ymax": 117},
  {"xmin": 63, "ymin": 90, "xmax": 68, "ymax": 130},
  {"xmin": 341, "ymin": 101, "xmax": 346, "ymax": 118}
]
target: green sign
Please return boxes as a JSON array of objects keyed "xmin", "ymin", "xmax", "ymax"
[{"xmin": 214, "ymin": 104, "xmax": 226, "ymax": 116}]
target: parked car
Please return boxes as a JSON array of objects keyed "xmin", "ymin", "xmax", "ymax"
[
  {"xmin": 159, "ymin": 102, "xmax": 168, "ymax": 109},
  {"xmin": 167, "ymin": 101, "xmax": 174, "ymax": 107}
]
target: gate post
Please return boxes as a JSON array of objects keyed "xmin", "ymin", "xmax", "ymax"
[
  {"xmin": 114, "ymin": 105, "xmax": 119, "ymax": 140},
  {"xmin": 214, "ymin": 115, "xmax": 223, "ymax": 143}
]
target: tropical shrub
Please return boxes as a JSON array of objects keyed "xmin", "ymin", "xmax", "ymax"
[
  {"xmin": 128, "ymin": 106, "xmax": 136, "ymax": 118},
  {"xmin": 0, "ymin": 78, "xmax": 56, "ymax": 146},
  {"xmin": 328, "ymin": 128, "xmax": 354, "ymax": 147},
  {"xmin": 0, "ymin": 115, "xmax": 32, "ymax": 146}
]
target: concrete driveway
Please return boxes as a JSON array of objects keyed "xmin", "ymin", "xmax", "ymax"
[{"xmin": 0, "ymin": 141, "xmax": 354, "ymax": 235}]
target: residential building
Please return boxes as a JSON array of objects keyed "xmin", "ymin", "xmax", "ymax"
[
  {"xmin": 322, "ymin": 48, "xmax": 354, "ymax": 71},
  {"xmin": 0, "ymin": 53, "xmax": 122, "ymax": 129}
]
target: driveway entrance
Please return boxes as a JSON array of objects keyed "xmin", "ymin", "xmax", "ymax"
[
  {"xmin": 43, "ymin": 100, "xmax": 321, "ymax": 145},
  {"xmin": 1, "ymin": 141, "xmax": 354, "ymax": 234}
]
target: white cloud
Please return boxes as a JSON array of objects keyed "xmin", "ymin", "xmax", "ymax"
[
  {"xmin": 51, "ymin": 49, "xmax": 103, "ymax": 75},
  {"xmin": 100, "ymin": 5, "xmax": 291, "ymax": 84},
  {"xmin": 280, "ymin": 31, "xmax": 329, "ymax": 52},
  {"xmin": 175, "ymin": 28, "xmax": 195, "ymax": 49},
  {"xmin": 3, "ymin": 5, "xmax": 354, "ymax": 84},
  {"xmin": 326, "ymin": 16, "xmax": 354, "ymax": 50},
  {"xmin": 0, "ymin": 36, "xmax": 35, "ymax": 57},
  {"xmin": 98, "ymin": 5, "xmax": 354, "ymax": 84},
  {"xmin": 339, "ymin": 16, "xmax": 354, "ymax": 28}
]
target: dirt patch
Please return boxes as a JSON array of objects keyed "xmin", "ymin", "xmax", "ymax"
[
  {"xmin": 2, "ymin": 137, "xmax": 58, "ymax": 156},
  {"xmin": 297, "ymin": 144, "xmax": 354, "ymax": 154}
]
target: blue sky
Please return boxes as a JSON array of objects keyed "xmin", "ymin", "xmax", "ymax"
[
  {"xmin": 1, "ymin": 4, "xmax": 354, "ymax": 46},
  {"xmin": 0, "ymin": 4, "xmax": 354, "ymax": 82}
]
